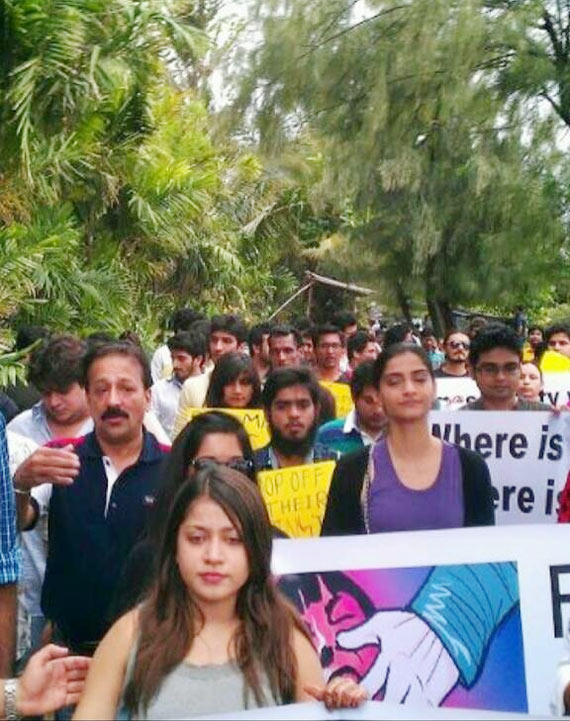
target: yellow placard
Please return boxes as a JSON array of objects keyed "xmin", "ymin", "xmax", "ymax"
[
  {"xmin": 522, "ymin": 343, "xmax": 535, "ymax": 363},
  {"xmin": 320, "ymin": 381, "xmax": 354, "ymax": 418},
  {"xmin": 180, "ymin": 408, "xmax": 270, "ymax": 450},
  {"xmin": 539, "ymin": 350, "xmax": 570, "ymax": 373},
  {"xmin": 258, "ymin": 460, "xmax": 336, "ymax": 538}
]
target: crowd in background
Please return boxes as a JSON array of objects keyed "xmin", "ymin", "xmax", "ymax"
[{"xmin": 1, "ymin": 306, "xmax": 570, "ymax": 718}]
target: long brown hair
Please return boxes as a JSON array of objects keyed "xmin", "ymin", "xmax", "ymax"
[{"xmin": 123, "ymin": 465, "xmax": 312, "ymax": 714}]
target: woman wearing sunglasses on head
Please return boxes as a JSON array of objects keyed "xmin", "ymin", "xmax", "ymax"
[
  {"xmin": 205, "ymin": 353, "xmax": 262, "ymax": 409},
  {"xmin": 321, "ymin": 344, "xmax": 495, "ymax": 536},
  {"xmin": 74, "ymin": 465, "xmax": 367, "ymax": 719},
  {"xmin": 112, "ymin": 412, "xmax": 258, "ymax": 617}
]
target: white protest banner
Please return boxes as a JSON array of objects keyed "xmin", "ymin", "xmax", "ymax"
[
  {"xmin": 542, "ymin": 372, "xmax": 570, "ymax": 407},
  {"xmin": 436, "ymin": 373, "xmax": 570, "ymax": 410},
  {"xmin": 436, "ymin": 378, "xmax": 480, "ymax": 410},
  {"xmin": 270, "ymin": 524, "xmax": 570, "ymax": 717},
  {"xmin": 197, "ymin": 699, "xmax": 536, "ymax": 720},
  {"xmin": 429, "ymin": 410, "xmax": 570, "ymax": 524}
]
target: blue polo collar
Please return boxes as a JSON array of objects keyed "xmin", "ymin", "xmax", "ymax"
[{"xmin": 79, "ymin": 428, "xmax": 166, "ymax": 463}]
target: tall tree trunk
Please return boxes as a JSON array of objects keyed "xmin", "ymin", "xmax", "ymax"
[
  {"xmin": 426, "ymin": 297, "xmax": 444, "ymax": 336},
  {"xmin": 395, "ymin": 280, "xmax": 412, "ymax": 323},
  {"xmin": 437, "ymin": 298, "xmax": 454, "ymax": 332}
]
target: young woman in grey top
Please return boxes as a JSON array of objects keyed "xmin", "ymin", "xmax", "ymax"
[{"xmin": 73, "ymin": 465, "xmax": 366, "ymax": 719}]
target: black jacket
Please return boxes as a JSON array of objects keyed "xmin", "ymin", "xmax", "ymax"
[{"xmin": 321, "ymin": 445, "xmax": 495, "ymax": 536}]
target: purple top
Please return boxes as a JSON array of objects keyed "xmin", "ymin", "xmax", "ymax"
[{"xmin": 367, "ymin": 439, "xmax": 464, "ymax": 533}]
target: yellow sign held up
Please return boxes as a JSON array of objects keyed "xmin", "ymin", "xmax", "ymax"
[
  {"xmin": 320, "ymin": 381, "xmax": 353, "ymax": 418},
  {"xmin": 180, "ymin": 408, "xmax": 270, "ymax": 450},
  {"xmin": 540, "ymin": 350, "xmax": 570, "ymax": 373},
  {"xmin": 258, "ymin": 461, "xmax": 336, "ymax": 538}
]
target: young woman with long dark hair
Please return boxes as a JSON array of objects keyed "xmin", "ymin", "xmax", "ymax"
[
  {"xmin": 74, "ymin": 466, "xmax": 366, "ymax": 718},
  {"xmin": 321, "ymin": 343, "xmax": 495, "ymax": 535},
  {"xmin": 112, "ymin": 411, "xmax": 257, "ymax": 617},
  {"xmin": 205, "ymin": 352, "xmax": 262, "ymax": 409}
]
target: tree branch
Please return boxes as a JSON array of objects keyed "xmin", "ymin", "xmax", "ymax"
[
  {"xmin": 540, "ymin": 88, "xmax": 570, "ymax": 127},
  {"xmin": 298, "ymin": 4, "xmax": 410, "ymax": 59},
  {"xmin": 542, "ymin": 9, "xmax": 565, "ymax": 62}
]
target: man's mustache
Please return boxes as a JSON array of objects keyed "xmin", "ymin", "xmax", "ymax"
[{"xmin": 101, "ymin": 407, "xmax": 129, "ymax": 420}]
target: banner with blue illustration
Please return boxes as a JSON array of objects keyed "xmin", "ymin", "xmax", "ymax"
[
  {"xmin": 278, "ymin": 563, "xmax": 525, "ymax": 713},
  {"xmin": 271, "ymin": 525, "xmax": 570, "ymax": 716}
]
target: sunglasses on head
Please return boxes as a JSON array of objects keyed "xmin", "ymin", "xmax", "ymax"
[{"xmin": 189, "ymin": 457, "xmax": 255, "ymax": 476}]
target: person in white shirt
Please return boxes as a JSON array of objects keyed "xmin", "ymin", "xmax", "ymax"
[
  {"xmin": 7, "ymin": 336, "xmax": 93, "ymax": 666},
  {"xmin": 150, "ymin": 308, "xmax": 205, "ymax": 383},
  {"xmin": 150, "ymin": 331, "xmax": 206, "ymax": 439}
]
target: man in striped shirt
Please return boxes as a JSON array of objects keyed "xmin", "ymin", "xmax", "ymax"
[{"xmin": 0, "ymin": 413, "xmax": 18, "ymax": 674}]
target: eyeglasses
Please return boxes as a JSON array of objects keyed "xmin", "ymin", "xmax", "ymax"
[
  {"xmin": 475, "ymin": 362, "xmax": 520, "ymax": 377},
  {"xmin": 189, "ymin": 457, "xmax": 255, "ymax": 476},
  {"xmin": 448, "ymin": 341, "xmax": 470, "ymax": 350},
  {"xmin": 318, "ymin": 342, "xmax": 342, "ymax": 350}
]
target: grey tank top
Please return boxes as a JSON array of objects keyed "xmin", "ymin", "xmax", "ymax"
[{"xmin": 120, "ymin": 643, "xmax": 278, "ymax": 719}]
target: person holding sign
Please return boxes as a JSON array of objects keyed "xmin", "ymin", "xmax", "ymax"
[
  {"xmin": 461, "ymin": 324, "xmax": 550, "ymax": 411},
  {"xmin": 321, "ymin": 344, "xmax": 494, "ymax": 535},
  {"xmin": 73, "ymin": 466, "xmax": 367, "ymax": 719},
  {"xmin": 204, "ymin": 352, "xmax": 262, "ymax": 410},
  {"xmin": 256, "ymin": 368, "xmax": 339, "ymax": 470}
]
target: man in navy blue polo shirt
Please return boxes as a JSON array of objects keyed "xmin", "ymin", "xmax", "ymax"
[{"xmin": 14, "ymin": 341, "xmax": 169, "ymax": 655}]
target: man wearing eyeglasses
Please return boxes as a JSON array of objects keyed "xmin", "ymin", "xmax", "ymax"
[
  {"xmin": 461, "ymin": 324, "xmax": 550, "ymax": 411},
  {"xmin": 313, "ymin": 324, "xmax": 350, "ymax": 384},
  {"xmin": 434, "ymin": 331, "xmax": 471, "ymax": 378}
]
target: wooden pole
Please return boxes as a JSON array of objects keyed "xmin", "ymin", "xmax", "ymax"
[
  {"xmin": 307, "ymin": 283, "xmax": 314, "ymax": 319},
  {"xmin": 267, "ymin": 282, "xmax": 312, "ymax": 321}
]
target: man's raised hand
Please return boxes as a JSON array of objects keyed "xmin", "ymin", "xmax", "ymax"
[{"xmin": 13, "ymin": 445, "xmax": 80, "ymax": 490}]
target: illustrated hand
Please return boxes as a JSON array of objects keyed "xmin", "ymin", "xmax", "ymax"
[
  {"xmin": 16, "ymin": 644, "xmax": 91, "ymax": 716},
  {"xmin": 337, "ymin": 610, "xmax": 459, "ymax": 706},
  {"xmin": 305, "ymin": 677, "xmax": 368, "ymax": 710},
  {"xmin": 13, "ymin": 445, "xmax": 80, "ymax": 490}
]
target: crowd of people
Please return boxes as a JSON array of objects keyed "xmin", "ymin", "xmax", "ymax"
[{"xmin": 0, "ymin": 307, "xmax": 569, "ymax": 719}]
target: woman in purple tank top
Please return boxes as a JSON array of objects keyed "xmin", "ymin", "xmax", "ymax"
[{"xmin": 321, "ymin": 344, "xmax": 494, "ymax": 536}]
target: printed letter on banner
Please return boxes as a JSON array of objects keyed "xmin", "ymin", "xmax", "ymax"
[
  {"xmin": 541, "ymin": 372, "xmax": 570, "ymax": 408},
  {"xmin": 185, "ymin": 408, "xmax": 270, "ymax": 450},
  {"xmin": 430, "ymin": 410, "xmax": 569, "ymax": 524},
  {"xmin": 320, "ymin": 381, "xmax": 353, "ymax": 418},
  {"xmin": 436, "ymin": 378, "xmax": 480, "ymax": 410},
  {"xmin": 258, "ymin": 460, "xmax": 336, "ymax": 537}
]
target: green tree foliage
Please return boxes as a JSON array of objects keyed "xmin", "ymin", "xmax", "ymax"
[
  {"xmin": 231, "ymin": 0, "xmax": 569, "ymax": 330},
  {"xmin": 0, "ymin": 0, "xmax": 304, "ymax": 350}
]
